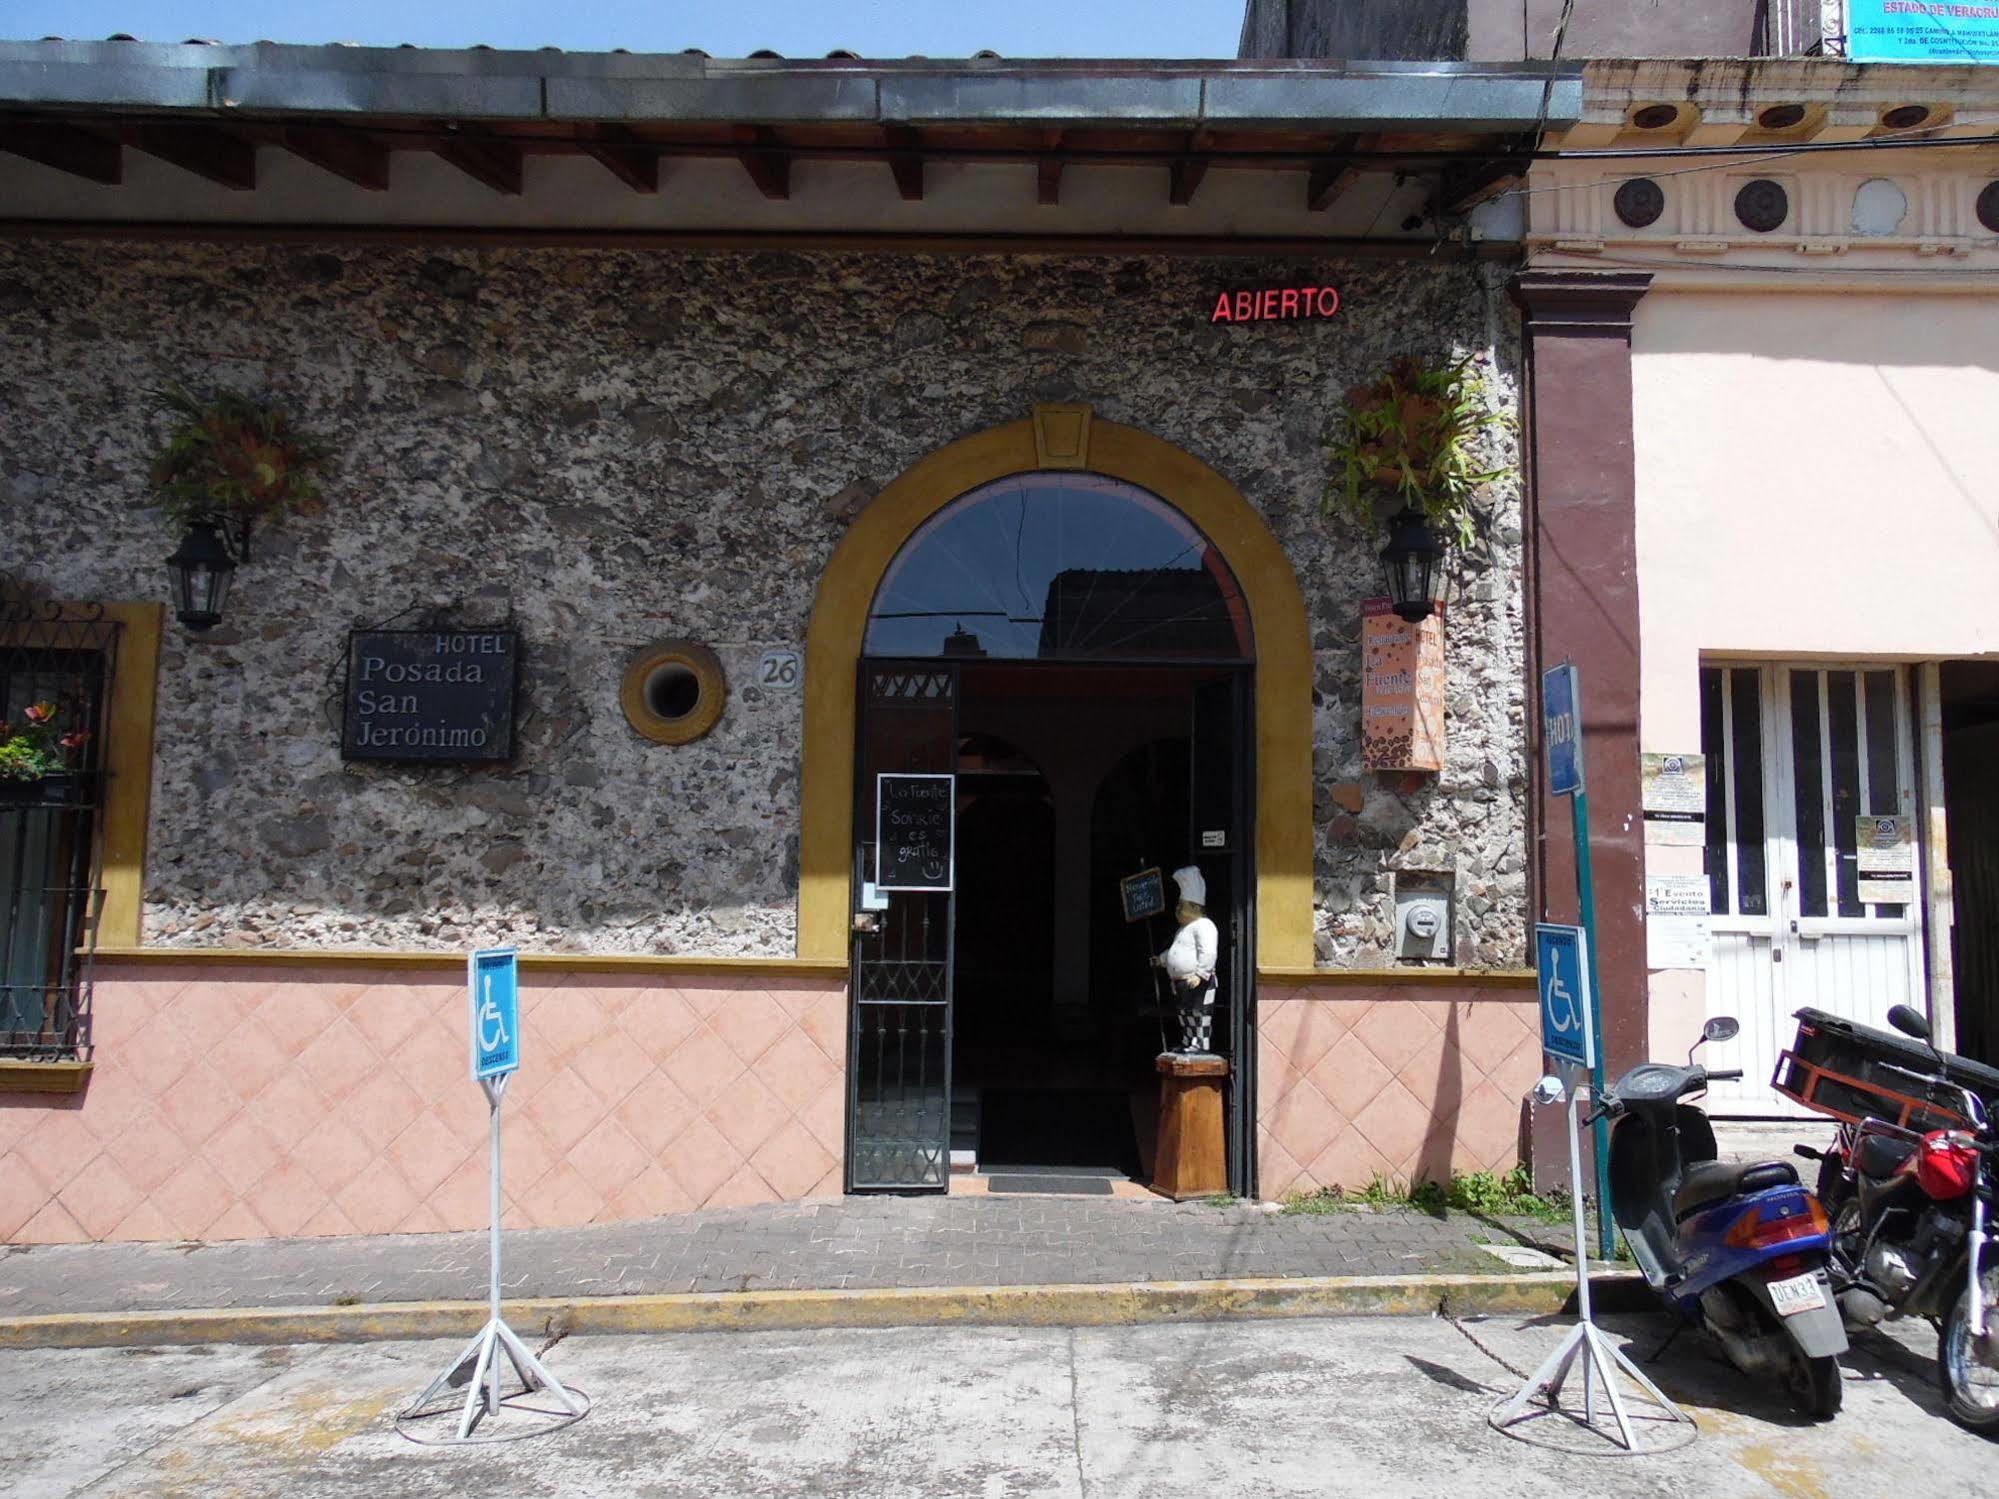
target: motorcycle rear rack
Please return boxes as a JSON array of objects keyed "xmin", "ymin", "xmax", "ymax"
[{"xmin": 1773, "ymin": 1050, "xmax": 1973, "ymax": 1132}]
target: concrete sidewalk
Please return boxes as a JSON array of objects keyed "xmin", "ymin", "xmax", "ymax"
[{"xmin": 0, "ymin": 1196, "xmax": 1567, "ymax": 1318}]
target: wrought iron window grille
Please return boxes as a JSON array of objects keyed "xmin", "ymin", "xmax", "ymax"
[{"xmin": 0, "ymin": 599, "xmax": 119, "ymax": 1065}]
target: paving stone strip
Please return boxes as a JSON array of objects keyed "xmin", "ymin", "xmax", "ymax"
[{"xmin": 0, "ymin": 1198, "xmax": 1563, "ymax": 1317}]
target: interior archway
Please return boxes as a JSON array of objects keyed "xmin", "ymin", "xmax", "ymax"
[{"xmin": 799, "ymin": 410, "xmax": 1312, "ymax": 971}]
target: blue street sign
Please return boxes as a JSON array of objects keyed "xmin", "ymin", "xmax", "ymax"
[
  {"xmin": 1543, "ymin": 662, "xmax": 1583, "ymax": 797},
  {"xmin": 468, "ymin": 947, "xmax": 520, "ymax": 1082},
  {"xmin": 1847, "ymin": 0, "xmax": 1999, "ymax": 62},
  {"xmin": 1536, "ymin": 924, "xmax": 1595, "ymax": 1069}
]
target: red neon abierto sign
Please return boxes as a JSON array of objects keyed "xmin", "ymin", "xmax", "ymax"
[{"xmin": 1210, "ymin": 286, "xmax": 1341, "ymax": 323}]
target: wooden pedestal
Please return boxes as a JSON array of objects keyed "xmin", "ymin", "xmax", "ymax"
[{"xmin": 1152, "ymin": 1052, "xmax": 1229, "ymax": 1201}]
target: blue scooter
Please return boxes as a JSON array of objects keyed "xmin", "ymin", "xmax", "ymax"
[{"xmin": 1594, "ymin": 1016, "xmax": 1850, "ymax": 1418}]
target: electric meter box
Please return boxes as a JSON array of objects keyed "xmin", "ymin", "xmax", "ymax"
[{"xmin": 1393, "ymin": 873, "xmax": 1454, "ymax": 962}]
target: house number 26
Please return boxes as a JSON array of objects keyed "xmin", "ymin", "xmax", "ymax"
[{"xmin": 758, "ymin": 649, "xmax": 802, "ymax": 691}]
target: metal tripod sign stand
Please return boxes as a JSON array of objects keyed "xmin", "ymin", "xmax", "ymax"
[
  {"xmin": 405, "ymin": 949, "xmax": 586, "ymax": 1441},
  {"xmin": 1492, "ymin": 961, "xmax": 1692, "ymax": 1451}
]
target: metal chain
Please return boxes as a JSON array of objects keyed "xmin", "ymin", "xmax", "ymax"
[{"xmin": 1443, "ymin": 1308, "xmax": 1531, "ymax": 1383}]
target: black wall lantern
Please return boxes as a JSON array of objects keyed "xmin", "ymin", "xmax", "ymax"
[
  {"xmin": 1379, "ymin": 506, "xmax": 1444, "ymax": 623},
  {"xmin": 164, "ymin": 518, "xmax": 241, "ymax": 631}
]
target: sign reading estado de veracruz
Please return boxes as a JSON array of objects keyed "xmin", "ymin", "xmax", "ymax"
[{"xmin": 343, "ymin": 629, "xmax": 519, "ymax": 763}]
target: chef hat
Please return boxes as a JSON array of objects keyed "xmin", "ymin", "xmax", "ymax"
[{"xmin": 1171, "ymin": 865, "xmax": 1207, "ymax": 907}]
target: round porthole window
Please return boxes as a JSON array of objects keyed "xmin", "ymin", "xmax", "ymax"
[
  {"xmin": 1734, "ymin": 179, "xmax": 1789, "ymax": 233},
  {"xmin": 1978, "ymin": 181, "xmax": 1999, "ymax": 235},
  {"xmin": 1613, "ymin": 178, "xmax": 1665, "ymax": 228},
  {"xmin": 621, "ymin": 639, "xmax": 726, "ymax": 745}
]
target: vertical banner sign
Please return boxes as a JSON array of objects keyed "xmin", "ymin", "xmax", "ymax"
[
  {"xmin": 1543, "ymin": 662, "xmax": 1583, "ymax": 796},
  {"xmin": 468, "ymin": 948, "xmax": 520, "ymax": 1081},
  {"xmin": 1361, "ymin": 599, "xmax": 1447, "ymax": 772},
  {"xmin": 1535, "ymin": 924, "xmax": 1596, "ymax": 1069}
]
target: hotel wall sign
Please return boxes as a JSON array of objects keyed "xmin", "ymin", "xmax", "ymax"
[
  {"xmin": 343, "ymin": 628, "xmax": 520, "ymax": 763},
  {"xmin": 1210, "ymin": 286, "xmax": 1341, "ymax": 324},
  {"xmin": 1361, "ymin": 598, "xmax": 1446, "ymax": 773}
]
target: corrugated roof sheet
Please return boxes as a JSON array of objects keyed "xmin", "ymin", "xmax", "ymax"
[{"xmin": 0, "ymin": 37, "xmax": 1583, "ymax": 132}]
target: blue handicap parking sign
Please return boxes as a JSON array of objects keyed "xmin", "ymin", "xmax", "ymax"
[
  {"xmin": 468, "ymin": 947, "xmax": 520, "ymax": 1081},
  {"xmin": 1543, "ymin": 663, "xmax": 1583, "ymax": 797},
  {"xmin": 1535, "ymin": 924, "xmax": 1594, "ymax": 1069}
]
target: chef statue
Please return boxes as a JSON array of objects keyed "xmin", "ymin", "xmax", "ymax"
[{"xmin": 1152, "ymin": 865, "xmax": 1219, "ymax": 1054}]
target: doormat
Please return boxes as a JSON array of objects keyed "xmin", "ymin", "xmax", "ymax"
[{"xmin": 984, "ymin": 1174, "xmax": 1117, "ymax": 1195}]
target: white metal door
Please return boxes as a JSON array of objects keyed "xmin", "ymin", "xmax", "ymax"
[{"xmin": 1701, "ymin": 665, "xmax": 1925, "ymax": 1115}]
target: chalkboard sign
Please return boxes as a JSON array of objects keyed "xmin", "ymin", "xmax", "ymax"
[
  {"xmin": 876, "ymin": 773, "xmax": 954, "ymax": 891},
  {"xmin": 1121, "ymin": 867, "xmax": 1166, "ymax": 923},
  {"xmin": 343, "ymin": 629, "xmax": 519, "ymax": 763}
]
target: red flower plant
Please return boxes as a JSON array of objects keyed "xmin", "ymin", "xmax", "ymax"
[{"xmin": 0, "ymin": 700, "xmax": 89, "ymax": 781}]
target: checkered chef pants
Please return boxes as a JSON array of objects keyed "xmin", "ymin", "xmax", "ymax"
[{"xmin": 1177, "ymin": 989, "xmax": 1216, "ymax": 1054}]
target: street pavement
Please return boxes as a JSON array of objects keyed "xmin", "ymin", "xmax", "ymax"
[
  {"xmin": 1, "ymin": 1311, "xmax": 1982, "ymax": 1497},
  {"xmin": 0, "ymin": 1197, "xmax": 1562, "ymax": 1317}
]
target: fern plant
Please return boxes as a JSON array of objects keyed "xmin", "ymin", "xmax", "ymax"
[
  {"xmin": 1324, "ymin": 355, "xmax": 1513, "ymax": 548},
  {"xmin": 147, "ymin": 385, "xmax": 333, "ymax": 530}
]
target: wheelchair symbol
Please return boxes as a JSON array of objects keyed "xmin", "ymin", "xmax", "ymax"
[
  {"xmin": 478, "ymin": 974, "xmax": 511, "ymax": 1054},
  {"xmin": 1544, "ymin": 952, "xmax": 1581, "ymax": 1036}
]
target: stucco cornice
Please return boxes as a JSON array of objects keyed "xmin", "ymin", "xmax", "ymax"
[
  {"xmin": 1508, "ymin": 269, "xmax": 1652, "ymax": 333},
  {"xmin": 1558, "ymin": 57, "xmax": 1999, "ymax": 151}
]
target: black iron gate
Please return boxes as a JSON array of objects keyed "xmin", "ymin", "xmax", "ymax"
[
  {"xmin": 1190, "ymin": 669, "xmax": 1256, "ymax": 1197},
  {"xmin": 846, "ymin": 660, "xmax": 959, "ymax": 1191},
  {"xmin": 0, "ymin": 601, "xmax": 117, "ymax": 1063}
]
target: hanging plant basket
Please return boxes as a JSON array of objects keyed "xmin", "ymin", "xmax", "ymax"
[
  {"xmin": 1323, "ymin": 354, "xmax": 1514, "ymax": 549},
  {"xmin": 147, "ymin": 384, "xmax": 334, "ymax": 535}
]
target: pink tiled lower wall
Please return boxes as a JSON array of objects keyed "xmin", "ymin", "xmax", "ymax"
[
  {"xmin": 0, "ymin": 964, "xmax": 846, "ymax": 1244},
  {"xmin": 1256, "ymin": 983, "xmax": 1540, "ymax": 1199},
  {"xmin": 3, "ymin": 967, "xmax": 1536, "ymax": 1241}
]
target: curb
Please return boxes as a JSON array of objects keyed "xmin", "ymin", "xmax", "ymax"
[{"xmin": 0, "ymin": 1271, "xmax": 1652, "ymax": 1349}]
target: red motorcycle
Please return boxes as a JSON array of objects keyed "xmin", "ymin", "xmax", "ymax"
[{"xmin": 1792, "ymin": 1006, "xmax": 1999, "ymax": 1435}]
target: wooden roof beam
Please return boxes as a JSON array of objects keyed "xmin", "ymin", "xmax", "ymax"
[
  {"xmin": 1306, "ymin": 161, "xmax": 1361, "ymax": 212},
  {"xmin": 884, "ymin": 125, "xmax": 923, "ymax": 201},
  {"xmin": 1168, "ymin": 134, "xmax": 1208, "ymax": 207},
  {"xmin": 1306, "ymin": 135, "xmax": 1367, "ymax": 212},
  {"xmin": 1436, "ymin": 158, "xmax": 1522, "ymax": 215},
  {"xmin": 282, "ymin": 127, "xmax": 390, "ymax": 191},
  {"xmin": 735, "ymin": 126, "xmax": 790, "ymax": 200},
  {"xmin": 434, "ymin": 135, "xmax": 524, "ymax": 196},
  {"xmin": 129, "ymin": 123, "xmax": 255, "ymax": 190},
  {"xmin": 584, "ymin": 132, "xmax": 661, "ymax": 193},
  {"xmin": 0, "ymin": 121, "xmax": 120, "ymax": 184},
  {"xmin": 1037, "ymin": 157, "xmax": 1063, "ymax": 206}
]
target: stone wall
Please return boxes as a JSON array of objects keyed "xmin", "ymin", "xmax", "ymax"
[{"xmin": 0, "ymin": 240, "xmax": 1526, "ymax": 964}]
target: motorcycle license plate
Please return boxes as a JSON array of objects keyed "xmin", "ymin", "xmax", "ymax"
[{"xmin": 1769, "ymin": 1271, "xmax": 1827, "ymax": 1317}]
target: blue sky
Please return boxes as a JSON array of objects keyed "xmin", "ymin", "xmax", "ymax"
[{"xmin": 0, "ymin": 2, "xmax": 1246, "ymax": 57}]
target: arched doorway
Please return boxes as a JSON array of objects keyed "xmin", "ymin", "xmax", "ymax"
[{"xmin": 800, "ymin": 410, "xmax": 1311, "ymax": 1195}]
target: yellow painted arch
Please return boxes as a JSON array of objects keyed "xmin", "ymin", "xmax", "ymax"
[{"xmin": 797, "ymin": 412, "xmax": 1313, "ymax": 971}]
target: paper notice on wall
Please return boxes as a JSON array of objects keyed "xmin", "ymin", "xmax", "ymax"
[
  {"xmin": 1856, "ymin": 814, "xmax": 1914, "ymax": 905},
  {"xmin": 1647, "ymin": 914, "xmax": 1712, "ymax": 971},
  {"xmin": 1645, "ymin": 873, "xmax": 1712, "ymax": 916},
  {"xmin": 1641, "ymin": 752, "xmax": 1706, "ymax": 847}
]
